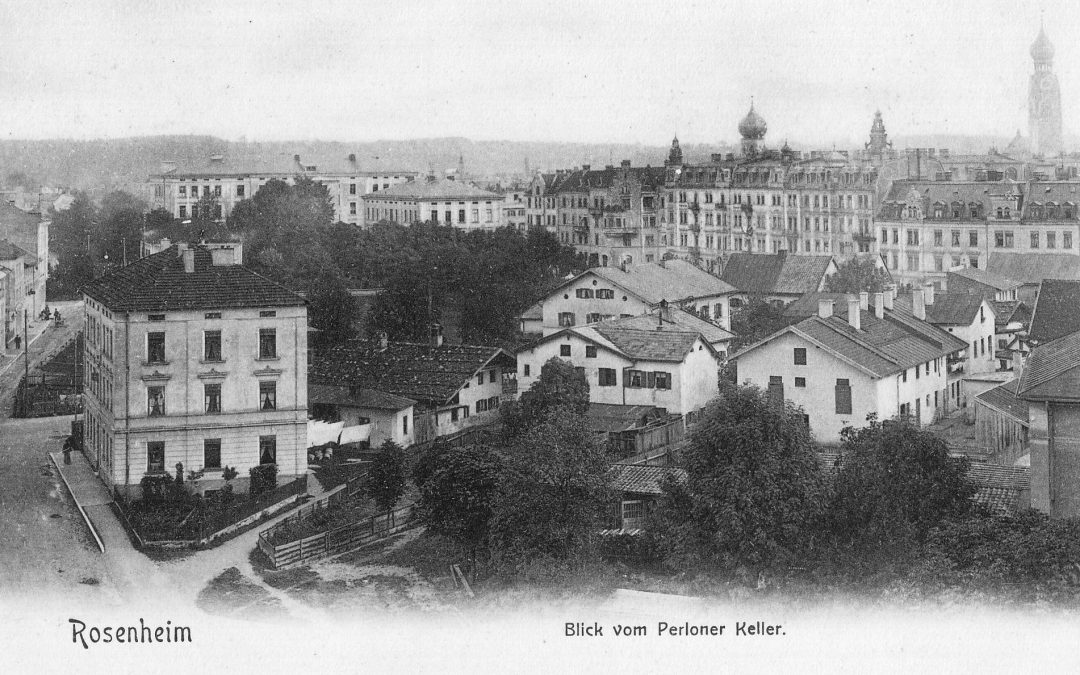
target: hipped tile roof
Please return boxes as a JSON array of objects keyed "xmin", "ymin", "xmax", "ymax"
[
  {"xmin": 987, "ymin": 252, "xmax": 1080, "ymax": 284},
  {"xmin": 974, "ymin": 380, "xmax": 1029, "ymax": 423},
  {"xmin": 366, "ymin": 178, "xmax": 501, "ymax": 201},
  {"xmin": 591, "ymin": 326, "xmax": 704, "ymax": 362},
  {"xmin": 1029, "ymin": 279, "xmax": 1080, "ymax": 343},
  {"xmin": 308, "ymin": 384, "xmax": 415, "ymax": 411},
  {"xmin": 589, "ymin": 260, "xmax": 737, "ymax": 302},
  {"xmin": 720, "ymin": 252, "xmax": 833, "ymax": 295},
  {"xmin": 608, "ymin": 463, "xmax": 686, "ymax": 495},
  {"xmin": 1017, "ymin": 330, "xmax": 1080, "ymax": 400},
  {"xmin": 79, "ymin": 245, "xmax": 306, "ymax": 312}
]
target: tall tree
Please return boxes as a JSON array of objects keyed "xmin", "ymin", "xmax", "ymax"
[
  {"xmin": 308, "ymin": 273, "xmax": 360, "ymax": 347},
  {"xmin": 500, "ymin": 356, "xmax": 590, "ymax": 441},
  {"xmin": 416, "ymin": 444, "xmax": 505, "ymax": 563},
  {"xmin": 729, "ymin": 296, "xmax": 791, "ymax": 352},
  {"xmin": 653, "ymin": 382, "xmax": 825, "ymax": 578},
  {"xmin": 367, "ymin": 439, "xmax": 407, "ymax": 514},
  {"xmin": 824, "ymin": 258, "xmax": 891, "ymax": 294}
]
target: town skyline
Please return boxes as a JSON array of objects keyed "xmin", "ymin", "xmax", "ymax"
[{"xmin": 0, "ymin": 0, "xmax": 1074, "ymax": 146}]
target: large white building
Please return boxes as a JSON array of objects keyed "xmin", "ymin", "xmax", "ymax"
[
  {"xmin": 733, "ymin": 289, "xmax": 968, "ymax": 444},
  {"xmin": 147, "ymin": 153, "xmax": 417, "ymax": 226},
  {"xmin": 80, "ymin": 243, "xmax": 309, "ymax": 498},
  {"xmin": 361, "ymin": 178, "xmax": 506, "ymax": 230}
]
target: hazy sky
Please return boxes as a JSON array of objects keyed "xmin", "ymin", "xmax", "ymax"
[{"xmin": 0, "ymin": 0, "xmax": 1073, "ymax": 146}]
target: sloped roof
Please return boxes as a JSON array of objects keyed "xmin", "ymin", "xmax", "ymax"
[
  {"xmin": 79, "ymin": 245, "xmax": 306, "ymax": 312},
  {"xmin": 588, "ymin": 404, "xmax": 664, "ymax": 433},
  {"xmin": 987, "ymin": 252, "xmax": 1080, "ymax": 284},
  {"xmin": 365, "ymin": 178, "xmax": 501, "ymax": 201},
  {"xmin": 595, "ymin": 308, "xmax": 734, "ymax": 344},
  {"xmin": 990, "ymin": 300, "xmax": 1030, "ymax": 330},
  {"xmin": 974, "ymin": 380, "xmax": 1029, "ymax": 423},
  {"xmin": 0, "ymin": 201, "xmax": 43, "ymax": 256},
  {"xmin": 592, "ymin": 326, "xmax": 704, "ymax": 362},
  {"xmin": 1021, "ymin": 182, "xmax": 1080, "ymax": 218},
  {"xmin": 737, "ymin": 300, "xmax": 967, "ymax": 378},
  {"xmin": 308, "ymin": 384, "xmax": 415, "ymax": 411},
  {"xmin": 881, "ymin": 180, "xmax": 1023, "ymax": 214},
  {"xmin": 548, "ymin": 166, "xmax": 666, "ymax": 193},
  {"xmin": 589, "ymin": 260, "xmax": 737, "ymax": 302},
  {"xmin": 520, "ymin": 301, "xmax": 543, "ymax": 321},
  {"xmin": 720, "ymin": 252, "xmax": 833, "ymax": 295},
  {"xmin": 310, "ymin": 340, "xmax": 515, "ymax": 406},
  {"xmin": 947, "ymin": 266, "xmax": 1022, "ymax": 292},
  {"xmin": 149, "ymin": 152, "xmax": 413, "ymax": 177},
  {"xmin": 0, "ymin": 239, "xmax": 32, "ymax": 262},
  {"xmin": 608, "ymin": 463, "xmax": 687, "ymax": 495},
  {"xmin": 1017, "ymin": 330, "xmax": 1080, "ymax": 401},
  {"xmin": 782, "ymin": 293, "xmax": 854, "ymax": 320},
  {"xmin": 893, "ymin": 292, "xmax": 988, "ymax": 326},
  {"xmin": 1029, "ymin": 279, "xmax": 1080, "ymax": 343}
]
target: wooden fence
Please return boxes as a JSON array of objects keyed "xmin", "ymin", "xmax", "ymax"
[{"xmin": 257, "ymin": 504, "xmax": 414, "ymax": 569}]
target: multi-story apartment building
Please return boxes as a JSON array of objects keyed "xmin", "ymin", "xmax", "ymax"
[
  {"xmin": 0, "ymin": 202, "xmax": 49, "ymax": 346},
  {"xmin": 147, "ymin": 153, "xmax": 417, "ymax": 227},
  {"xmin": 79, "ymin": 243, "xmax": 309, "ymax": 498},
  {"xmin": 361, "ymin": 178, "xmax": 505, "ymax": 230},
  {"xmin": 525, "ymin": 162, "xmax": 667, "ymax": 266}
]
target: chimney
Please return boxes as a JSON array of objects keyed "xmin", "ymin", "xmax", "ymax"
[
  {"xmin": 582, "ymin": 164, "xmax": 591, "ymax": 171},
  {"xmin": 348, "ymin": 153, "xmax": 356, "ymax": 163},
  {"xmin": 209, "ymin": 243, "xmax": 241, "ymax": 266},
  {"xmin": 620, "ymin": 159, "xmax": 631, "ymax": 168},
  {"xmin": 429, "ymin": 323, "xmax": 444, "ymax": 348},
  {"xmin": 873, "ymin": 292, "xmax": 884, "ymax": 319},
  {"xmin": 923, "ymin": 282, "xmax": 935, "ymax": 307},
  {"xmin": 377, "ymin": 331, "xmax": 389, "ymax": 352},
  {"xmin": 182, "ymin": 247, "xmax": 195, "ymax": 274},
  {"xmin": 818, "ymin": 298, "xmax": 835, "ymax": 319},
  {"xmin": 859, "ymin": 292, "xmax": 869, "ymax": 311},
  {"xmin": 847, "ymin": 297, "xmax": 861, "ymax": 330},
  {"xmin": 912, "ymin": 290, "xmax": 926, "ymax": 320},
  {"xmin": 293, "ymin": 154, "xmax": 301, "ymax": 163}
]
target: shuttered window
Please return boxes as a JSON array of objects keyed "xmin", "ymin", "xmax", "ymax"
[{"xmin": 835, "ymin": 378, "xmax": 852, "ymax": 414}]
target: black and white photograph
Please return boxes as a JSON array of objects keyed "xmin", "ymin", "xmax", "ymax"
[{"xmin": 2, "ymin": 1, "xmax": 1080, "ymax": 671}]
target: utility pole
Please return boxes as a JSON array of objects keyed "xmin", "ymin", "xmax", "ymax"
[
  {"xmin": 122, "ymin": 237, "xmax": 127, "ymax": 267},
  {"xmin": 23, "ymin": 309, "xmax": 28, "ymax": 416}
]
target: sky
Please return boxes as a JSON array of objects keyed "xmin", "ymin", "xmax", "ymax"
[{"xmin": 0, "ymin": 0, "xmax": 1074, "ymax": 147}]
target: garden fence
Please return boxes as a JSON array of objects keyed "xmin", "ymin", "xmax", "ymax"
[{"xmin": 258, "ymin": 504, "xmax": 414, "ymax": 569}]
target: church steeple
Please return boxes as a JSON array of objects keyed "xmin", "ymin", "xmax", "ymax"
[
  {"xmin": 1029, "ymin": 22, "xmax": 1063, "ymax": 156},
  {"xmin": 666, "ymin": 135, "xmax": 684, "ymax": 166}
]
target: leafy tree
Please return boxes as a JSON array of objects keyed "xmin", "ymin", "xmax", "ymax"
[
  {"xmin": 824, "ymin": 417, "xmax": 975, "ymax": 562},
  {"xmin": 99, "ymin": 191, "xmax": 146, "ymax": 270},
  {"xmin": 416, "ymin": 444, "xmax": 505, "ymax": 558},
  {"xmin": 308, "ymin": 274, "xmax": 360, "ymax": 347},
  {"xmin": 368, "ymin": 439, "xmax": 407, "ymax": 513},
  {"xmin": 824, "ymin": 257, "xmax": 891, "ymax": 294},
  {"xmin": 653, "ymin": 382, "xmax": 825, "ymax": 578},
  {"xmin": 489, "ymin": 409, "xmax": 611, "ymax": 568},
  {"xmin": 729, "ymin": 296, "xmax": 790, "ymax": 352},
  {"xmin": 500, "ymin": 356, "xmax": 589, "ymax": 441},
  {"xmin": 411, "ymin": 437, "xmax": 453, "ymax": 488}
]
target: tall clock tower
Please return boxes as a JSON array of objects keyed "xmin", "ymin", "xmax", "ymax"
[{"xmin": 1029, "ymin": 24, "xmax": 1062, "ymax": 157}]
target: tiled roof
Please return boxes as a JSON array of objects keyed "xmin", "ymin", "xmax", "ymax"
[
  {"xmin": 974, "ymin": 380, "xmax": 1029, "ymax": 423},
  {"xmin": 0, "ymin": 239, "xmax": 32, "ymax": 261},
  {"xmin": 608, "ymin": 463, "xmax": 687, "ymax": 495},
  {"xmin": 520, "ymin": 301, "xmax": 543, "ymax": 321},
  {"xmin": 308, "ymin": 384, "xmax": 415, "ymax": 411},
  {"xmin": 79, "ymin": 245, "xmax": 306, "ymax": 312},
  {"xmin": 1017, "ymin": 330, "xmax": 1080, "ymax": 400},
  {"xmin": 590, "ymin": 260, "xmax": 737, "ymax": 302},
  {"xmin": 595, "ymin": 308, "xmax": 734, "ymax": 344},
  {"xmin": 898, "ymin": 293, "xmax": 987, "ymax": 326},
  {"xmin": 782, "ymin": 293, "xmax": 854, "ymax": 319},
  {"xmin": 880, "ymin": 180, "xmax": 1023, "ymax": 215},
  {"xmin": 738, "ymin": 300, "xmax": 967, "ymax": 378},
  {"xmin": 1029, "ymin": 279, "xmax": 1080, "ymax": 343},
  {"xmin": 592, "ymin": 326, "xmax": 704, "ymax": 362},
  {"xmin": 588, "ymin": 404, "xmax": 664, "ymax": 433},
  {"xmin": 364, "ymin": 178, "xmax": 502, "ymax": 201},
  {"xmin": 548, "ymin": 166, "xmax": 667, "ymax": 193},
  {"xmin": 720, "ymin": 252, "xmax": 833, "ymax": 295},
  {"xmin": 947, "ymin": 267, "xmax": 1022, "ymax": 292},
  {"xmin": 1021, "ymin": 182, "xmax": 1080, "ymax": 218},
  {"xmin": 987, "ymin": 252, "xmax": 1080, "ymax": 284},
  {"xmin": 990, "ymin": 300, "xmax": 1029, "ymax": 330},
  {"xmin": 310, "ymin": 340, "xmax": 515, "ymax": 406}
]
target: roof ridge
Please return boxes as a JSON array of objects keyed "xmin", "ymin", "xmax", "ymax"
[{"xmin": 810, "ymin": 315, "xmax": 902, "ymax": 367}]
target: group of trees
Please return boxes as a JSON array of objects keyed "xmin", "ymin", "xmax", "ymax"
[
  {"xmin": 412, "ymin": 358, "xmax": 611, "ymax": 579},
  {"xmin": 649, "ymin": 383, "xmax": 976, "ymax": 584}
]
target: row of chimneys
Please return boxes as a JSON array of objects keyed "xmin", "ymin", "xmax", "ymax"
[
  {"xmin": 175, "ymin": 242, "xmax": 241, "ymax": 273},
  {"xmin": 817, "ymin": 283, "xmax": 940, "ymax": 328},
  {"xmin": 554, "ymin": 160, "xmax": 633, "ymax": 175}
]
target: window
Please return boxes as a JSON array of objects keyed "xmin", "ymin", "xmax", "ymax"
[
  {"xmin": 259, "ymin": 381, "xmax": 277, "ymax": 410},
  {"xmin": 1048, "ymin": 232, "xmax": 1057, "ymax": 249},
  {"xmin": 794, "ymin": 348, "xmax": 807, "ymax": 365},
  {"xmin": 147, "ymin": 331, "xmax": 166, "ymax": 363},
  {"xmin": 458, "ymin": 209, "xmax": 466, "ymax": 223},
  {"xmin": 598, "ymin": 368, "xmax": 617, "ymax": 386},
  {"xmin": 179, "ymin": 186, "xmax": 187, "ymax": 197},
  {"xmin": 147, "ymin": 441, "xmax": 165, "ymax": 473},
  {"xmin": 627, "ymin": 370, "xmax": 645, "ymax": 388},
  {"xmin": 951, "ymin": 230, "xmax": 961, "ymax": 247},
  {"xmin": 835, "ymin": 379, "xmax": 852, "ymax": 414},
  {"xmin": 934, "ymin": 230, "xmax": 943, "ymax": 247},
  {"xmin": 585, "ymin": 313, "xmax": 603, "ymax": 324},
  {"xmin": 205, "ymin": 312, "xmax": 221, "ymax": 320},
  {"xmin": 906, "ymin": 229, "xmax": 919, "ymax": 245},
  {"xmin": 204, "ymin": 330, "xmax": 222, "ymax": 361},
  {"xmin": 907, "ymin": 253, "xmax": 920, "ymax": 271},
  {"xmin": 557, "ymin": 312, "xmax": 575, "ymax": 327},
  {"xmin": 236, "ymin": 185, "xmax": 245, "ymax": 198},
  {"xmin": 654, "ymin": 371, "xmax": 671, "ymax": 390},
  {"xmin": 576, "ymin": 288, "xmax": 594, "ymax": 299},
  {"xmin": 969, "ymin": 231, "xmax": 978, "ymax": 247},
  {"xmin": 258, "ymin": 328, "xmax": 277, "ymax": 359},
  {"xmin": 795, "ymin": 377, "xmax": 806, "ymax": 387},
  {"xmin": 1031, "ymin": 232, "xmax": 1040, "ymax": 249},
  {"xmin": 1066, "ymin": 232, "xmax": 1074, "ymax": 249},
  {"xmin": 204, "ymin": 383, "xmax": 221, "ymax": 414},
  {"xmin": 179, "ymin": 205, "xmax": 187, "ymax": 218},
  {"xmin": 204, "ymin": 439, "xmax": 221, "ymax": 469},
  {"xmin": 585, "ymin": 345, "xmax": 597, "ymax": 358},
  {"xmin": 523, "ymin": 364, "xmax": 530, "ymax": 377},
  {"xmin": 596, "ymin": 289, "xmax": 614, "ymax": 299},
  {"xmin": 147, "ymin": 386, "xmax": 165, "ymax": 416},
  {"xmin": 767, "ymin": 375, "xmax": 784, "ymax": 406},
  {"xmin": 489, "ymin": 371, "xmax": 496, "ymax": 384},
  {"xmin": 259, "ymin": 435, "xmax": 276, "ymax": 465},
  {"xmin": 560, "ymin": 344, "xmax": 571, "ymax": 357},
  {"xmin": 403, "ymin": 415, "xmax": 409, "ymax": 435}
]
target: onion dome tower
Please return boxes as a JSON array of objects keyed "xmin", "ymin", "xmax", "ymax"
[{"xmin": 738, "ymin": 101, "xmax": 767, "ymax": 157}]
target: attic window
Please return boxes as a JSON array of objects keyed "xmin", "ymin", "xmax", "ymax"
[
  {"xmin": 148, "ymin": 314, "xmax": 165, "ymax": 322},
  {"xmin": 205, "ymin": 312, "xmax": 221, "ymax": 320},
  {"xmin": 259, "ymin": 311, "xmax": 277, "ymax": 318}
]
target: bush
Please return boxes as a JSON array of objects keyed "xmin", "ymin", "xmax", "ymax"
[
  {"xmin": 140, "ymin": 474, "xmax": 176, "ymax": 503},
  {"xmin": 249, "ymin": 463, "xmax": 278, "ymax": 498}
]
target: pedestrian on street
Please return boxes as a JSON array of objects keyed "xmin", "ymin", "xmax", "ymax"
[
  {"xmin": 13, "ymin": 335, "xmax": 21, "ymax": 350},
  {"xmin": 62, "ymin": 437, "xmax": 73, "ymax": 465}
]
